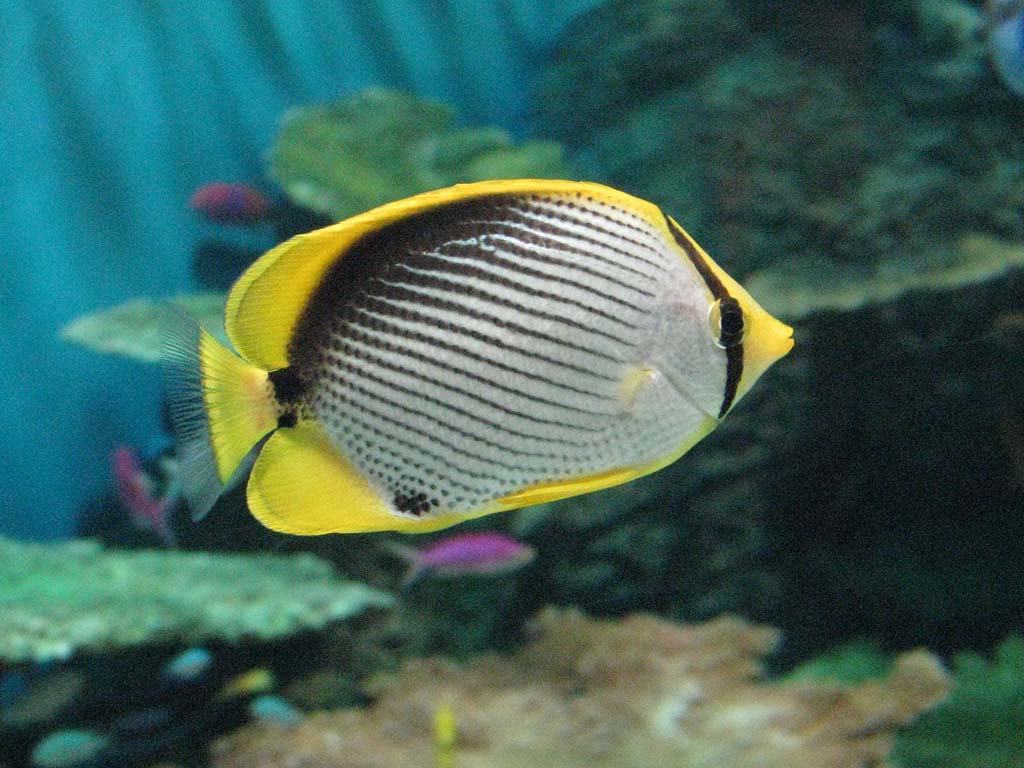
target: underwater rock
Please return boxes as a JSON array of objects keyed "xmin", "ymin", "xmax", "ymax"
[
  {"xmin": 785, "ymin": 632, "xmax": 1024, "ymax": 767},
  {"xmin": 211, "ymin": 608, "xmax": 949, "ymax": 768},
  {"xmin": 0, "ymin": 537, "xmax": 392, "ymax": 664},
  {"xmin": 535, "ymin": 0, "xmax": 745, "ymax": 143},
  {"xmin": 59, "ymin": 294, "xmax": 228, "ymax": 363},
  {"xmin": 268, "ymin": 88, "xmax": 571, "ymax": 221}
]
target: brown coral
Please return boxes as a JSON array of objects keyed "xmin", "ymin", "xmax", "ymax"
[{"xmin": 212, "ymin": 609, "xmax": 949, "ymax": 768}]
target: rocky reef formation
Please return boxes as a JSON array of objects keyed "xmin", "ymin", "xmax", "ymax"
[
  {"xmin": 212, "ymin": 608, "xmax": 949, "ymax": 768},
  {"xmin": 893, "ymin": 633, "xmax": 1024, "ymax": 767},
  {"xmin": 0, "ymin": 537, "xmax": 391, "ymax": 664},
  {"xmin": 535, "ymin": 0, "xmax": 1024, "ymax": 276}
]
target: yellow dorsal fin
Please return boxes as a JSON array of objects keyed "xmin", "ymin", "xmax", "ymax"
[
  {"xmin": 246, "ymin": 420, "xmax": 471, "ymax": 534},
  {"xmin": 224, "ymin": 179, "xmax": 661, "ymax": 369}
]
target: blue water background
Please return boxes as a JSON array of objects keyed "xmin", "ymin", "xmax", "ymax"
[{"xmin": 0, "ymin": 0, "xmax": 598, "ymax": 540}]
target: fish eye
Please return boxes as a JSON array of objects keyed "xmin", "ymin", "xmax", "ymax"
[{"xmin": 709, "ymin": 297, "xmax": 746, "ymax": 349}]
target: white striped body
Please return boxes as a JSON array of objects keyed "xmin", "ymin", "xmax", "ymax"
[
  {"xmin": 289, "ymin": 192, "xmax": 727, "ymax": 518},
  {"xmin": 164, "ymin": 179, "xmax": 792, "ymax": 534}
]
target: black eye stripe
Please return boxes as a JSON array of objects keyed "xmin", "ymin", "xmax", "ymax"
[
  {"xmin": 662, "ymin": 213, "xmax": 744, "ymax": 418},
  {"xmin": 718, "ymin": 297, "xmax": 745, "ymax": 346}
]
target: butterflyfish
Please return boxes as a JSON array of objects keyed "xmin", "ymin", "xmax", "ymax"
[{"xmin": 162, "ymin": 180, "xmax": 793, "ymax": 535}]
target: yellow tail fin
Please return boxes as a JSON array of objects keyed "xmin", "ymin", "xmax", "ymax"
[{"xmin": 161, "ymin": 314, "xmax": 278, "ymax": 520}]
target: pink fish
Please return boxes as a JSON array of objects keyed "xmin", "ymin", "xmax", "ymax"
[
  {"xmin": 386, "ymin": 532, "xmax": 535, "ymax": 586},
  {"xmin": 111, "ymin": 446, "xmax": 176, "ymax": 546},
  {"xmin": 189, "ymin": 182, "xmax": 270, "ymax": 224}
]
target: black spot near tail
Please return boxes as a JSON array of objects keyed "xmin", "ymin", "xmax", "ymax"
[
  {"xmin": 394, "ymin": 491, "xmax": 436, "ymax": 516},
  {"xmin": 269, "ymin": 367, "xmax": 305, "ymax": 428}
]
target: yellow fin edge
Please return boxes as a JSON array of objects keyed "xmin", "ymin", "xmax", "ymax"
[
  {"xmin": 247, "ymin": 414, "xmax": 719, "ymax": 534},
  {"xmin": 496, "ymin": 414, "xmax": 719, "ymax": 511}
]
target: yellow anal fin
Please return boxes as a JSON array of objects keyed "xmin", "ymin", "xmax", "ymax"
[{"xmin": 246, "ymin": 421, "xmax": 469, "ymax": 535}]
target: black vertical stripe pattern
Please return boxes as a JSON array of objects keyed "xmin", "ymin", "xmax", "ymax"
[{"xmin": 663, "ymin": 215, "xmax": 743, "ymax": 418}]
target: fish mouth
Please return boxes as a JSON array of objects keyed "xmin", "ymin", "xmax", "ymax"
[{"xmin": 781, "ymin": 325, "xmax": 795, "ymax": 353}]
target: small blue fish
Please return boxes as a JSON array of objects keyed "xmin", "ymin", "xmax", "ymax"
[
  {"xmin": 987, "ymin": 1, "xmax": 1024, "ymax": 95},
  {"xmin": 163, "ymin": 647, "xmax": 213, "ymax": 682},
  {"xmin": 31, "ymin": 730, "xmax": 111, "ymax": 768},
  {"xmin": 248, "ymin": 695, "xmax": 304, "ymax": 726}
]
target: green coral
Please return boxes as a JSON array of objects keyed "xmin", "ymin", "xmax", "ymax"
[
  {"xmin": 893, "ymin": 635, "xmax": 1024, "ymax": 768},
  {"xmin": 269, "ymin": 88, "xmax": 572, "ymax": 221},
  {"xmin": 59, "ymin": 293, "xmax": 227, "ymax": 363},
  {"xmin": 747, "ymin": 233, "xmax": 1024, "ymax": 320},
  {"xmin": 0, "ymin": 537, "xmax": 392, "ymax": 664},
  {"xmin": 783, "ymin": 638, "xmax": 893, "ymax": 685},
  {"xmin": 779, "ymin": 634, "xmax": 1024, "ymax": 767}
]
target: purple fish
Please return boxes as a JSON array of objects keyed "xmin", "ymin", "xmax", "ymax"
[
  {"xmin": 386, "ymin": 532, "xmax": 535, "ymax": 585},
  {"xmin": 112, "ymin": 445, "xmax": 176, "ymax": 547}
]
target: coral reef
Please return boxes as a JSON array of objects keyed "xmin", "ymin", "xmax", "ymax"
[
  {"xmin": 892, "ymin": 634, "xmax": 1024, "ymax": 768},
  {"xmin": 268, "ymin": 88, "xmax": 571, "ymax": 221},
  {"xmin": 748, "ymin": 233, "xmax": 1024, "ymax": 320},
  {"xmin": 60, "ymin": 293, "xmax": 227, "ymax": 363},
  {"xmin": 212, "ymin": 608, "xmax": 949, "ymax": 768},
  {"xmin": 782, "ymin": 633, "xmax": 1024, "ymax": 767},
  {"xmin": 0, "ymin": 537, "xmax": 392, "ymax": 664},
  {"xmin": 535, "ymin": 0, "xmax": 1024, "ymax": 277}
]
